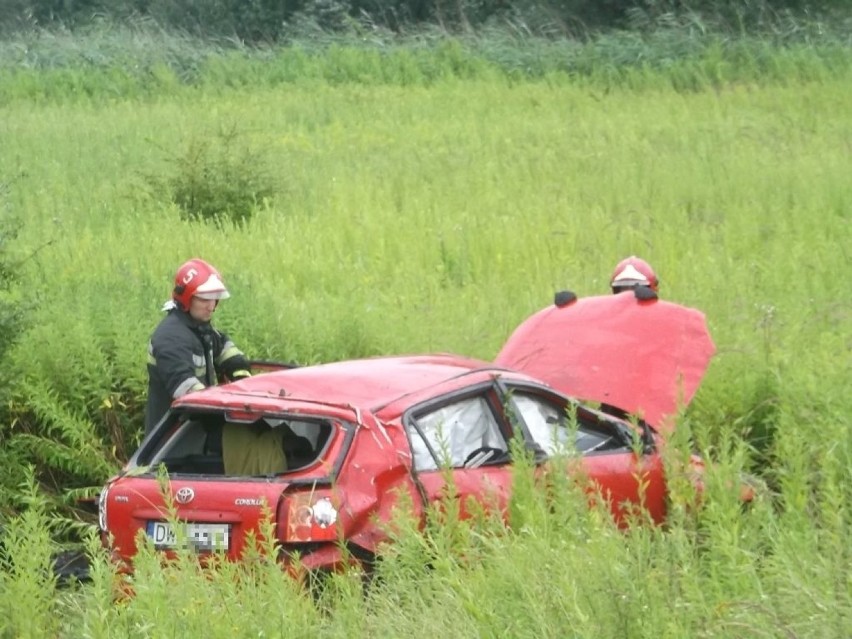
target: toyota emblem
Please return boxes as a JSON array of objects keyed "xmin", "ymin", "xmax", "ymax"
[{"xmin": 175, "ymin": 487, "xmax": 195, "ymax": 504}]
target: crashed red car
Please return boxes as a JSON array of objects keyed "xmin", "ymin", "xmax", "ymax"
[{"xmin": 98, "ymin": 290, "xmax": 720, "ymax": 573}]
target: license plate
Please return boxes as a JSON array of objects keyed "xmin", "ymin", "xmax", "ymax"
[{"xmin": 146, "ymin": 521, "xmax": 231, "ymax": 551}]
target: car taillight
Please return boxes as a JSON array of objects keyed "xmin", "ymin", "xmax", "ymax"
[{"xmin": 279, "ymin": 491, "xmax": 340, "ymax": 543}]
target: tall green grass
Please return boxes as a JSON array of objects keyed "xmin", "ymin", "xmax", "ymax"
[
  {"xmin": 0, "ymin": 32, "xmax": 849, "ymax": 638},
  {"xmin": 1, "ymin": 434, "xmax": 847, "ymax": 637},
  {"xmin": 3, "ymin": 69, "xmax": 849, "ymax": 476},
  {"xmin": 1, "ymin": 23, "xmax": 850, "ymax": 104}
]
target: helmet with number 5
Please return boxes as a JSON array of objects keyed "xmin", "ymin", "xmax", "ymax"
[
  {"xmin": 172, "ymin": 258, "xmax": 230, "ymax": 311},
  {"xmin": 610, "ymin": 256, "xmax": 658, "ymax": 294}
]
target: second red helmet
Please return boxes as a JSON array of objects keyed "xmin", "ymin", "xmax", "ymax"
[
  {"xmin": 610, "ymin": 256, "xmax": 658, "ymax": 293},
  {"xmin": 172, "ymin": 258, "xmax": 230, "ymax": 311}
]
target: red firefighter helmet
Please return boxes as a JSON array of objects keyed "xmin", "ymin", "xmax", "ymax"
[
  {"xmin": 610, "ymin": 256, "xmax": 658, "ymax": 293},
  {"xmin": 172, "ymin": 258, "xmax": 230, "ymax": 311}
]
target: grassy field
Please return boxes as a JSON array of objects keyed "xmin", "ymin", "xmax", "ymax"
[{"xmin": 0, "ymin": 33, "xmax": 850, "ymax": 637}]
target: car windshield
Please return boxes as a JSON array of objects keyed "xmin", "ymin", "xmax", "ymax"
[{"xmin": 137, "ymin": 413, "xmax": 336, "ymax": 476}]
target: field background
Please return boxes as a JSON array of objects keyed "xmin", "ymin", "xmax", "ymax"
[{"xmin": 0, "ymin": 25, "xmax": 850, "ymax": 638}]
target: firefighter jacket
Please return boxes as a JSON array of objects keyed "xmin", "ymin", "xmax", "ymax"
[{"xmin": 145, "ymin": 309, "xmax": 250, "ymax": 435}]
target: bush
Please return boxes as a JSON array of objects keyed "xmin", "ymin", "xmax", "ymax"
[{"xmin": 152, "ymin": 125, "xmax": 279, "ymax": 226}]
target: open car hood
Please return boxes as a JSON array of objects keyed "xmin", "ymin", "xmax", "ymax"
[{"xmin": 495, "ymin": 291, "xmax": 715, "ymax": 433}]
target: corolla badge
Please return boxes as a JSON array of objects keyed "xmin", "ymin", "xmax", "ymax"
[
  {"xmin": 235, "ymin": 498, "xmax": 265, "ymax": 506},
  {"xmin": 175, "ymin": 487, "xmax": 195, "ymax": 504}
]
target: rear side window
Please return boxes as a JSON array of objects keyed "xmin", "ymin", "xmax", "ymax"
[
  {"xmin": 407, "ymin": 396, "xmax": 509, "ymax": 471},
  {"xmin": 140, "ymin": 414, "xmax": 335, "ymax": 476}
]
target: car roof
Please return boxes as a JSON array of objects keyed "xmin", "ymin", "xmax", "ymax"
[{"xmin": 180, "ymin": 354, "xmax": 528, "ymax": 415}]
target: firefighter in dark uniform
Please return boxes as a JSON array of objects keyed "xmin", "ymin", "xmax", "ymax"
[{"xmin": 145, "ymin": 258, "xmax": 251, "ymax": 436}]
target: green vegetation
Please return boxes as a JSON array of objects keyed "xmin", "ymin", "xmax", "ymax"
[
  {"xmin": 1, "ymin": 19, "xmax": 851, "ymax": 104},
  {"xmin": 0, "ymin": 21, "xmax": 850, "ymax": 637},
  {"xmin": 1, "ymin": 0, "xmax": 849, "ymax": 40}
]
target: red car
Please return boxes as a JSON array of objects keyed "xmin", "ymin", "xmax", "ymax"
[{"xmin": 98, "ymin": 290, "xmax": 717, "ymax": 573}]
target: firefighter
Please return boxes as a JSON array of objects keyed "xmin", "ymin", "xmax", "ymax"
[
  {"xmin": 145, "ymin": 258, "xmax": 251, "ymax": 436},
  {"xmin": 610, "ymin": 256, "xmax": 659, "ymax": 295}
]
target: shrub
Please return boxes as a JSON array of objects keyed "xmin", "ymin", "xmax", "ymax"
[{"xmin": 153, "ymin": 125, "xmax": 279, "ymax": 226}]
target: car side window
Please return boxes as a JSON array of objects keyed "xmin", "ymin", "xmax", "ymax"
[
  {"xmin": 511, "ymin": 394, "xmax": 572, "ymax": 456},
  {"xmin": 511, "ymin": 393, "xmax": 623, "ymax": 456},
  {"xmin": 408, "ymin": 396, "xmax": 508, "ymax": 471}
]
